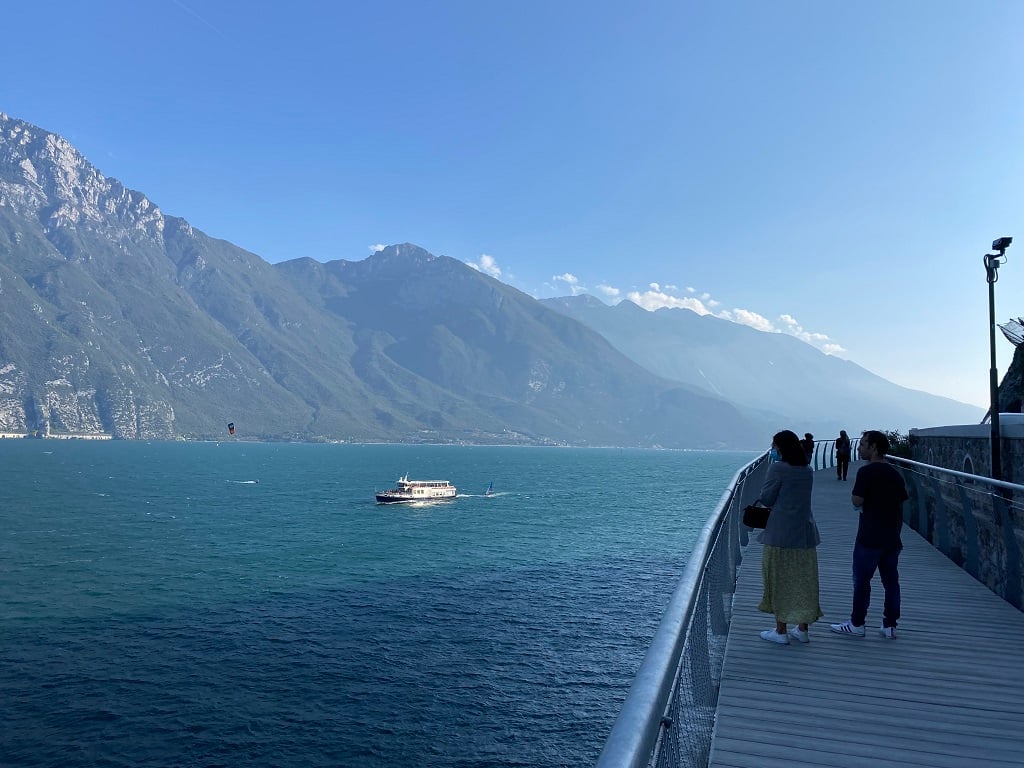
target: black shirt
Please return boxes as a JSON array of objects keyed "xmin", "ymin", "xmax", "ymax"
[{"xmin": 851, "ymin": 461, "xmax": 909, "ymax": 550}]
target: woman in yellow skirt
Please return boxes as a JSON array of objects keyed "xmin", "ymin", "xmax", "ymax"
[{"xmin": 756, "ymin": 429, "xmax": 823, "ymax": 644}]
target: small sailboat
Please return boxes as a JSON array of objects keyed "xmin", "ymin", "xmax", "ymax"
[{"xmin": 484, "ymin": 481, "xmax": 494, "ymax": 496}]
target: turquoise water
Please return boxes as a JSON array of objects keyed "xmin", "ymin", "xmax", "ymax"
[{"xmin": 0, "ymin": 441, "xmax": 753, "ymax": 767}]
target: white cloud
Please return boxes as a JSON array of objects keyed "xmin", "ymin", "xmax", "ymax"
[
  {"xmin": 536, "ymin": 268, "xmax": 847, "ymax": 357},
  {"xmin": 369, "ymin": 244, "xmax": 386, "ymax": 253},
  {"xmin": 723, "ymin": 308, "xmax": 775, "ymax": 332},
  {"xmin": 626, "ymin": 287, "xmax": 711, "ymax": 314},
  {"xmin": 466, "ymin": 253, "xmax": 502, "ymax": 278},
  {"xmin": 554, "ymin": 272, "xmax": 585, "ymax": 295},
  {"xmin": 628, "ymin": 283, "xmax": 844, "ymax": 354},
  {"xmin": 775, "ymin": 313, "xmax": 837, "ymax": 346}
]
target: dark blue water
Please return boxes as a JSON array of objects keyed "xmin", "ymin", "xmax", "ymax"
[{"xmin": 0, "ymin": 442, "xmax": 752, "ymax": 767}]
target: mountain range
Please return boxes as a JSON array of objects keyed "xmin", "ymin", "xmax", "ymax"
[
  {"xmin": 0, "ymin": 111, "xmax": 983, "ymax": 448},
  {"xmin": 540, "ymin": 295, "xmax": 983, "ymax": 437}
]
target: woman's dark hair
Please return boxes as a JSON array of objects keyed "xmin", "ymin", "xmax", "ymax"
[{"xmin": 773, "ymin": 429, "xmax": 808, "ymax": 466}]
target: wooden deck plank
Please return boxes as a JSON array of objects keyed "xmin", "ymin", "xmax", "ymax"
[{"xmin": 708, "ymin": 461, "xmax": 1024, "ymax": 768}]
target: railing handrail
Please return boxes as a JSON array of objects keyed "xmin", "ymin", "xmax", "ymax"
[
  {"xmin": 595, "ymin": 453, "xmax": 767, "ymax": 768},
  {"xmin": 886, "ymin": 454, "xmax": 1024, "ymax": 493}
]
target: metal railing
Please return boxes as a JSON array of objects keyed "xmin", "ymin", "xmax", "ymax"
[
  {"xmin": 595, "ymin": 453, "xmax": 770, "ymax": 768},
  {"xmin": 887, "ymin": 455, "xmax": 1024, "ymax": 610},
  {"xmin": 810, "ymin": 438, "xmax": 843, "ymax": 472},
  {"xmin": 597, "ymin": 445, "xmax": 1024, "ymax": 768},
  {"xmin": 813, "ymin": 448, "xmax": 1022, "ymax": 608}
]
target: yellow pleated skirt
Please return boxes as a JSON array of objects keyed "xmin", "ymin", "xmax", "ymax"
[{"xmin": 759, "ymin": 545, "xmax": 824, "ymax": 625}]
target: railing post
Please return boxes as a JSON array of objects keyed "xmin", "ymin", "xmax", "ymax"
[
  {"xmin": 901, "ymin": 466, "xmax": 927, "ymax": 537},
  {"xmin": 709, "ymin": 544, "xmax": 730, "ymax": 637},
  {"xmin": 933, "ymin": 475, "xmax": 954, "ymax": 561},
  {"xmin": 953, "ymin": 479, "xmax": 982, "ymax": 582}
]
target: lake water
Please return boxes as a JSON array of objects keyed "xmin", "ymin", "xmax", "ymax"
[{"xmin": 0, "ymin": 441, "xmax": 753, "ymax": 767}]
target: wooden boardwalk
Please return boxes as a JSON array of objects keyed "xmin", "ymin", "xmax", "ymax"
[{"xmin": 709, "ymin": 461, "xmax": 1024, "ymax": 768}]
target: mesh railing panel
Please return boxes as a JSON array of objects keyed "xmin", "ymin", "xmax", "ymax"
[
  {"xmin": 596, "ymin": 455, "xmax": 767, "ymax": 768},
  {"xmin": 651, "ymin": 517, "xmax": 733, "ymax": 768}
]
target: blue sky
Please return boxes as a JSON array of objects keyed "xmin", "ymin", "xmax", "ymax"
[{"xmin": 4, "ymin": 1, "xmax": 1022, "ymax": 410}]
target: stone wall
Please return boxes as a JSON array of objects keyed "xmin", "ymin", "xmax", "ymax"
[
  {"xmin": 906, "ymin": 419, "xmax": 1024, "ymax": 610},
  {"xmin": 910, "ymin": 418, "xmax": 1024, "ymax": 483}
]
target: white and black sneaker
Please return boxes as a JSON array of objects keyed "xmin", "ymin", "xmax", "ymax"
[{"xmin": 829, "ymin": 620, "xmax": 865, "ymax": 637}]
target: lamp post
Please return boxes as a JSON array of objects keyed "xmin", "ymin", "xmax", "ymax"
[{"xmin": 985, "ymin": 236, "xmax": 1012, "ymax": 481}]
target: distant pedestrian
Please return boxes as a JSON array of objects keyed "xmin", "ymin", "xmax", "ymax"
[
  {"xmin": 835, "ymin": 430, "xmax": 852, "ymax": 481},
  {"xmin": 800, "ymin": 433, "xmax": 815, "ymax": 467},
  {"xmin": 830, "ymin": 430, "xmax": 909, "ymax": 639},
  {"xmin": 756, "ymin": 429, "xmax": 823, "ymax": 645}
]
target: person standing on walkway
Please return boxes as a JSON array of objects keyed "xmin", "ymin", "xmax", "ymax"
[
  {"xmin": 800, "ymin": 433, "xmax": 815, "ymax": 468},
  {"xmin": 835, "ymin": 430, "xmax": 852, "ymax": 481},
  {"xmin": 830, "ymin": 430, "xmax": 909, "ymax": 639},
  {"xmin": 756, "ymin": 430, "xmax": 823, "ymax": 645}
]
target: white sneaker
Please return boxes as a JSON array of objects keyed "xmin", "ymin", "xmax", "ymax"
[
  {"xmin": 829, "ymin": 620, "xmax": 865, "ymax": 637},
  {"xmin": 788, "ymin": 627, "xmax": 810, "ymax": 644},
  {"xmin": 759, "ymin": 629, "xmax": 790, "ymax": 645},
  {"xmin": 878, "ymin": 625, "xmax": 897, "ymax": 639}
]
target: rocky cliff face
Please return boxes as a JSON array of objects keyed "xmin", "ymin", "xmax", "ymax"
[
  {"xmin": 0, "ymin": 114, "xmax": 166, "ymax": 250},
  {"xmin": 0, "ymin": 113, "xmax": 177, "ymax": 437},
  {"xmin": 998, "ymin": 343, "xmax": 1024, "ymax": 414}
]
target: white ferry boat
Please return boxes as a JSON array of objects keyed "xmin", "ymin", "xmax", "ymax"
[{"xmin": 375, "ymin": 475, "xmax": 457, "ymax": 504}]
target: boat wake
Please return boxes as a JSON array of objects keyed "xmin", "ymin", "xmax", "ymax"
[
  {"xmin": 402, "ymin": 499, "xmax": 453, "ymax": 508},
  {"xmin": 226, "ymin": 479, "xmax": 260, "ymax": 484}
]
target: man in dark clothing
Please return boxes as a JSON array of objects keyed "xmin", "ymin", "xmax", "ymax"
[
  {"xmin": 800, "ymin": 433, "xmax": 815, "ymax": 467},
  {"xmin": 835, "ymin": 429, "xmax": 852, "ymax": 481},
  {"xmin": 830, "ymin": 430, "xmax": 909, "ymax": 639}
]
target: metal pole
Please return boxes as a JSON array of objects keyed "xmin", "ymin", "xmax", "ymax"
[{"xmin": 986, "ymin": 256, "xmax": 1002, "ymax": 481}]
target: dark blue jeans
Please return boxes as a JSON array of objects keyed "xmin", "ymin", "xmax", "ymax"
[{"xmin": 851, "ymin": 545, "xmax": 901, "ymax": 628}]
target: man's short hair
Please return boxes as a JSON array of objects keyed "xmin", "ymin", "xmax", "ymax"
[{"xmin": 862, "ymin": 429, "xmax": 890, "ymax": 456}]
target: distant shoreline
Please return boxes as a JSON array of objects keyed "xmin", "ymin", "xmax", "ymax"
[{"xmin": 0, "ymin": 433, "xmax": 113, "ymax": 440}]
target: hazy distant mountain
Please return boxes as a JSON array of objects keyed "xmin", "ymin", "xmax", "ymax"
[
  {"xmin": 540, "ymin": 295, "xmax": 984, "ymax": 436},
  {"xmin": 0, "ymin": 112, "xmax": 762, "ymax": 447}
]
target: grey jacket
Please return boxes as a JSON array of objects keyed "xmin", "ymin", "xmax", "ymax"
[{"xmin": 757, "ymin": 461, "xmax": 821, "ymax": 549}]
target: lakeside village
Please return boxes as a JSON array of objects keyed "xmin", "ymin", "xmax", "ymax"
[{"xmin": 0, "ymin": 422, "xmax": 111, "ymax": 441}]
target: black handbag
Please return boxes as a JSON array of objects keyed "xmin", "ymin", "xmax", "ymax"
[{"xmin": 743, "ymin": 503, "xmax": 771, "ymax": 529}]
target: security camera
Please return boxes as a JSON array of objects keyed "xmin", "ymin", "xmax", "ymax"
[{"xmin": 992, "ymin": 236, "xmax": 1013, "ymax": 251}]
